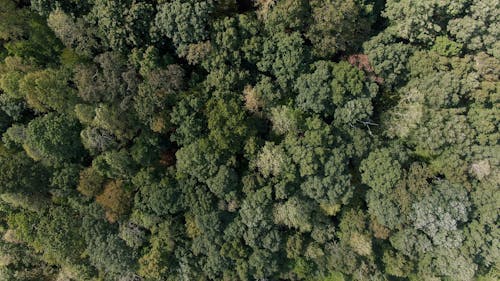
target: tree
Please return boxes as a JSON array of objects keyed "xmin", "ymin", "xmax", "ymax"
[
  {"xmin": 133, "ymin": 64, "xmax": 184, "ymax": 132},
  {"xmin": 154, "ymin": 0, "xmax": 213, "ymax": 55},
  {"xmin": 431, "ymin": 36, "xmax": 463, "ymax": 57},
  {"xmin": 77, "ymin": 166, "xmax": 104, "ymax": 197},
  {"xmin": 0, "ymin": 0, "xmax": 496, "ymax": 280},
  {"xmin": 2, "ymin": 123, "xmax": 25, "ymax": 149},
  {"xmin": 92, "ymin": 149, "xmax": 138, "ymax": 179},
  {"xmin": 207, "ymin": 97, "xmax": 254, "ymax": 153},
  {"xmin": 0, "ymin": 0, "xmax": 30, "ymax": 41},
  {"xmin": 82, "ymin": 216, "xmax": 136, "ymax": 277},
  {"xmin": 203, "ymin": 16, "xmax": 242, "ymax": 71},
  {"xmin": 24, "ymin": 113, "xmax": 84, "ymax": 165},
  {"xmin": 132, "ymin": 168, "xmax": 182, "ymax": 216},
  {"xmin": 47, "ymin": 9, "xmax": 98, "ymax": 57},
  {"xmin": 383, "ymin": 0, "xmax": 467, "ymax": 44},
  {"xmin": 384, "ymin": 179, "xmax": 475, "ymax": 279},
  {"xmin": 206, "ymin": 165, "xmax": 239, "ymax": 200},
  {"xmin": 409, "ymin": 108, "xmax": 473, "ymax": 158},
  {"xmin": 93, "ymin": 51, "xmax": 129, "ymax": 100},
  {"xmin": 295, "ymin": 61, "xmax": 336, "ymax": 116},
  {"xmin": 300, "ymin": 149, "xmax": 352, "ymax": 207},
  {"xmin": 4, "ymin": 16, "xmax": 63, "ymax": 66},
  {"xmin": 410, "ymin": 180, "xmax": 470, "ymax": 249},
  {"xmin": 176, "ymin": 138, "xmax": 223, "ymax": 183},
  {"xmin": 92, "ymin": 104, "xmax": 138, "ymax": 141},
  {"xmin": 95, "ymin": 180, "xmax": 132, "ymax": 223},
  {"xmin": 87, "ymin": 0, "xmax": 129, "ymax": 51},
  {"xmin": 170, "ymin": 90, "xmax": 207, "ymax": 146},
  {"xmin": 269, "ymin": 105, "xmax": 304, "ymax": 135},
  {"xmin": 338, "ymin": 209, "xmax": 373, "ymax": 257},
  {"xmin": 1, "ymin": 191, "xmax": 49, "ymax": 213},
  {"xmin": 273, "ymin": 196, "xmax": 313, "ymax": 232},
  {"xmin": 0, "ymin": 152, "xmax": 49, "ymax": 194},
  {"xmin": 80, "ymin": 126, "xmax": 119, "ymax": 155},
  {"xmin": 30, "ymin": 0, "xmax": 91, "ymax": 16},
  {"xmin": 295, "ymin": 61, "xmax": 377, "ymax": 123},
  {"xmin": 34, "ymin": 206, "xmax": 86, "ymax": 265},
  {"xmin": 124, "ymin": 2, "xmax": 155, "ymax": 48},
  {"xmin": 258, "ymin": 31, "xmax": 310, "ymax": 91},
  {"xmin": 49, "ymin": 163, "xmax": 81, "ymax": 190},
  {"xmin": 0, "ymin": 56, "xmax": 37, "ymax": 100},
  {"xmin": 74, "ymin": 52, "xmax": 129, "ymax": 103},
  {"xmin": 259, "ymin": 0, "xmax": 310, "ymax": 34},
  {"xmin": 138, "ymin": 221, "xmax": 179, "ymax": 280},
  {"xmin": 240, "ymin": 187, "xmax": 274, "ymax": 249},
  {"xmin": 360, "ymin": 148, "xmax": 404, "ymax": 194},
  {"xmin": 19, "ymin": 67, "xmax": 79, "ymax": 114},
  {"xmin": 307, "ymin": 0, "xmax": 375, "ymax": 58},
  {"xmin": 255, "ymin": 142, "xmax": 288, "ymax": 178},
  {"xmin": 251, "ymin": 75, "xmax": 286, "ymax": 111},
  {"xmin": 248, "ymin": 249, "xmax": 280, "ymax": 279},
  {"xmin": 0, "ymin": 239, "xmax": 58, "ymax": 281},
  {"xmin": 130, "ymin": 130, "xmax": 161, "ymax": 166},
  {"xmin": 363, "ymin": 31, "xmax": 414, "ymax": 88},
  {"xmin": 119, "ymin": 221, "xmax": 146, "ymax": 250},
  {"xmin": 465, "ymin": 172, "xmax": 499, "ymax": 269},
  {"xmin": 447, "ymin": 0, "xmax": 500, "ymax": 58}
]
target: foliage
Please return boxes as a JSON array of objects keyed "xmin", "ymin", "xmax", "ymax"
[
  {"xmin": 24, "ymin": 113, "xmax": 84, "ymax": 165},
  {"xmin": 0, "ymin": 1, "xmax": 497, "ymax": 280}
]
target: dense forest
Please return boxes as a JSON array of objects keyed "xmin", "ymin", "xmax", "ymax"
[{"xmin": 0, "ymin": 0, "xmax": 498, "ymax": 280}]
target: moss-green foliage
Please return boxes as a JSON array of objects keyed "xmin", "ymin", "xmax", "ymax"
[
  {"xmin": 24, "ymin": 113, "xmax": 84, "ymax": 165},
  {"xmin": 0, "ymin": 0, "xmax": 497, "ymax": 280}
]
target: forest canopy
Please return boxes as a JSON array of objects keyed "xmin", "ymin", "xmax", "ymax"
[{"xmin": 0, "ymin": 0, "xmax": 498, "ymax": 280}]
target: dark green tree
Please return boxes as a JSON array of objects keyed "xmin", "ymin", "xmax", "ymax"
[{"xmin": 24, "ymin": 113, "xmax": 84, "ymax": 165}]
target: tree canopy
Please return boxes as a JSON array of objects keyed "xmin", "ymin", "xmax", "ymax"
[{"xmin": 0, "ymin": 0, "xmax": 497, "ymax": 280}]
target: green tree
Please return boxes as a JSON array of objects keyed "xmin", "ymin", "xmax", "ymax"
[
  {"xmin": 132, "ymin": 168, "xmax": 182, "ymax": 216},
  {"xmin": 49, "ymin": 163, "xmax": 81, "ymax": 190},
  {"xmin": 0, "ymin": 152, "xmax": 48, "ymax": 194},
  {"xmin": 24, "ymin": 113, "xmax": 84, "ymax": 164},
  {"xmin": 295, "ymin": 61, "xmax": 377, "ymax": 124},
  {"xmin": 307, "ymin": 0, "xmax": 375, "ymax": 58},
  {"xmin": 30, "ymin": 0, "xmax": 91, "ymax": 16},
  {"xmin": 92, "ymin": 149, "xmax": 138, "ymax": 180},
  {"xmin": 363, "ymin": 31, "xmax": 414, "ymax": 88},
  {"xmin": 295, "ymin": 61, "xmax": 336, "ymax": 116},
  {"xmin": 176, "ymin": 138, "xmax": 223, "ymax": 183},
  {"xmin": 19, "ymin": 68, "xmax": 79, "ymax": 114},
  {"xmin": 138, "ymin": 221, "xmax": 178, "ymax": 280},
  {"xmin": 207, "ymin": 97, "xmax": 253, "ymax": 153},
  {"xmin": 260, "ymin": 0, "xmax": 310, "ymax": 34},
  {"xmin": 360, "ymin": 148, "xmax": 404, "ymax": 194},
  {"xmin": 4, "ymin": 16, "xmax": 63, "ymax": 66},
  {"xmin": 133, "ymin": 64, "xmax": 184, "ymax": 132},
  {"xmin": 170, "ymin": 90, "xmax": 207, "ymax": 146},
  {"xmin": 448, "ymin": 0, "xmax": 500, "ymax": 58},
  {"xmin": 0, "ymin": 0, "xmax": 30, "ymax": 41},
  {"xmin": 383, "ymin": 0, "xmax": 467, "ymax": 44},
  {"xmin": 258, "ymin": 31, "xmax": 310, "ymax": 91},
  {"xmin": 124, "ymin": 2, "xmax": 155, "ymax": 48},
  {"xmin": 154, "ymin": 0, "xmax": 213, "ymax": 55},
  {"xmin": 82, "ymin": 216, "xmax": 136, "ymax": 277},
  {"xmin": 92, "ymin": 104, "xmax": 138, "ymax": 141},
  {"xmin": 77, "ymin": 166, "xmax": 104, "ymax": 197},
  {"xmin": 273, "ymin": 196, "xmax": 313, "ymax": 232},
  {"xmin": 87, "ymin": 0, "xmax": 129, "ymax": 51},
  {"xmin": 47, "ymin": 9, "xmax": 98, "ymax": 57},
  {"xmin": 34, "ymin": 206, "xmax": 86, "ymax": 265}
]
